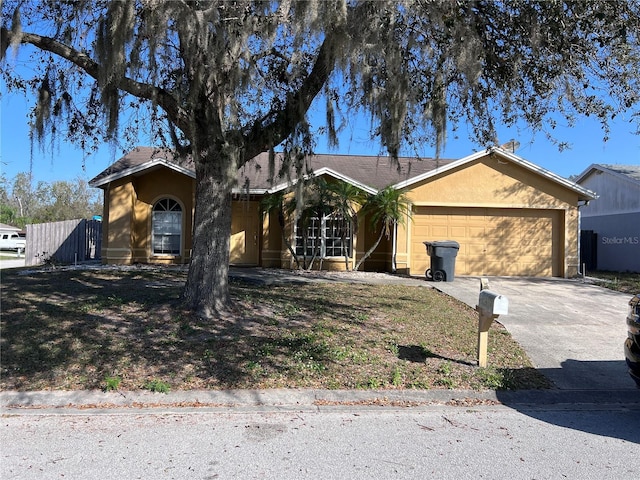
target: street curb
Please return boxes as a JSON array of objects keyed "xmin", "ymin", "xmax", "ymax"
[
  {"xmin": 2, "ymin": 388, "xmax": 638, "ymax": 414},
  {"xmin": 0, "ymin": 388, "xmax": 496, "ymax": 410}
]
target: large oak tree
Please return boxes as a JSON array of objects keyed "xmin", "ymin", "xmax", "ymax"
[{"xmin": 2, "ymin": 0, "xmax": 639, "ymax": 317}]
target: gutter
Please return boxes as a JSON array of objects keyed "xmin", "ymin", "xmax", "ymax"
[
  {"xmin": 576, "ymin": 200, "xmax": 590, "ymax": 276},
  {"xmin": 392, "ymin": 221, "xmax": 397, "ymax": 273}
]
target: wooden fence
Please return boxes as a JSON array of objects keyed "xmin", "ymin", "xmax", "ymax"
[{"xmin": 25, "ymin": 219, "xmax": 102, "ymax": 266}]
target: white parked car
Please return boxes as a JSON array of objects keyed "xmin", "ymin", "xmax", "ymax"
[{"xmin": 0, "ymin": 232, "xmax": 26, "ymax": 251}]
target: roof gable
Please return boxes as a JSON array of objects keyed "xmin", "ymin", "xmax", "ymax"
[
  {"xmin": 393, "ymin": 147, "xmax": 596, "ymax": 201},
  {"xmin": 575, "ymin": 163, "xmax": 640, "ymax": 187},
  {"xmin": 264, "ymin": 166, "xmax": 378, "ymax": 195},
  {"xmin": 89, "ymin": 147, "xmax": 194, "ymax": 187}
]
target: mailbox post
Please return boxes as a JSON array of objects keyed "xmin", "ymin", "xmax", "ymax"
[{"xmin": 476, "ymin": 285, "xmax": 508, "ymax": 368}]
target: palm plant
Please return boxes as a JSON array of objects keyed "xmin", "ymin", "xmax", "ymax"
[
  {"xmin": 260, "ymin": 178, "xmax": 336, "ymax": 270},
  {"xmin": 354, "ymin": 186, "xmax": 411, "ymax": 271},
  {"xmin": 326, "ymin": 181, "xmax": 367, "ymax": 270},
  {"xmin": 299, "ymin": 178, "xmax": 335, "ymax": 270}
]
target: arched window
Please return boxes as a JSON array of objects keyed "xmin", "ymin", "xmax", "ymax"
[{"xmin": 152, "ymin": 198, "xmax": 182, "ymax": 255}]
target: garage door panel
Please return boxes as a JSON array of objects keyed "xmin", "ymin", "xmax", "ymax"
[
  {"xmin": 485, "ymin": 243, "xmax": 519, "ymax": 256},
  {"xmin": 431, "ymin": 226, "xmax": 449, "ymax": 237},
  {"xmin": 467, "ymin": 242, "xmax": 486, "ymax": 255},
  {"xmin": 483, "ymin": 260, "xmax": 505, "ymax": 276},
  {"xmin": 520, "ymin": 261, "xmax": 553, "ymax": 276},
  {"xmin": 449, "ymin": 226, "xmax": 467, "ymax": 237},
  {"xmin": 468, "ymin": 226, "xmax": 486, "ymax": 238},
  {"xmin": 522, "ymin": 220, "xmax": 552, "ymax": 234},
  {"xmin": 411, "ymin": 207, "xmax": 559, "ymax": 277},
  {"xmin": 516, "ymin": 243, "xmax": 543, "ymax": 256}
]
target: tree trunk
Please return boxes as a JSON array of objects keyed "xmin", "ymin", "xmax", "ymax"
[{"xmin": 182, "ymin": 152, "xmax": 234, "ymax": 318}]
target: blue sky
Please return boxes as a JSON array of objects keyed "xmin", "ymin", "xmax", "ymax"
[{"xmin": 2, "ymin": 85, "xmax": 639, "ymax": 187}]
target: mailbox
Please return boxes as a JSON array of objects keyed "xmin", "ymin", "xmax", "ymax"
[
  {"xmin": 478, "ymin": 290, "xmax": 509, "ymax": 316},
  {"xmin": 476, "ymin": 289, "xmax": 509, "ymax": 368}
]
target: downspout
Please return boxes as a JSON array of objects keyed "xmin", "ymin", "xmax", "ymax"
[
  {"xmin": 577, "ymin": 206, "xmax": 582, "ymax": 277},
  {"xmin": 576, "ymin": 200, "xmax": 589, "ymax": 277},
  {"xmin": 392, "ymin": 220, "xmax": 397, "ymax": 273}
]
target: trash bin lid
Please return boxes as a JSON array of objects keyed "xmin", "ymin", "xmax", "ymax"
[{"xmin": 424, "ymin": 240, "xmax": 459, "ymax": 249}]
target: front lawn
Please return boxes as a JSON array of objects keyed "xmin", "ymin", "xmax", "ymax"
[
  {"xmin": 588, "ymin": 271, "xmax": 640, "ymax": 294},
  {"xmin": 0, "ymin": 266, "xmax": 550, "ymax": 392}
]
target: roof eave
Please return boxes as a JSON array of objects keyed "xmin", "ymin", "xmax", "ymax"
[
  {"xmin": 492, "ymin": 148, "xmax": 597, "ymax": 201},
  {"xmin": 575, "ymin": 163, "xmax": 640, "ymax": 188},
  {"xmin": 391, "ymin": 150, "xmax": 490, "ymax": 190},
  {"xmin": 266, "ymin": 167, "xmax": 378, "ymax": 195},
  {"xmin": 89, "ymin": 158, "xmax": 196, "ymax": 188},
  {"xmin": 231, "ymin": 188, "xmax": 270, "ymax": 195}
]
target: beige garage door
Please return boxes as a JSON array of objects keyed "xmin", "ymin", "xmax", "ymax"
[{"xmin": 411, "ymin": 207, "xmax": 560, "ymax": 277}]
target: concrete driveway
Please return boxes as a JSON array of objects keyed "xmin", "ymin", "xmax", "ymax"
[
  {"xmin": 0, "ymin": 252, "xmax": 26, "ymax": 269},
  {"xmin": 432, "ymin": 276, "xmax": 635, "ymax": 391},
  {"xmin": 0, "ymin": 258, "xmax": 25, "ymax": 269}
]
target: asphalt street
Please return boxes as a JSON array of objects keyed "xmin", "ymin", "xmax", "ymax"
[{"xmin": 2, "ymin": 402, "xmax": 638, "ymax": 480}]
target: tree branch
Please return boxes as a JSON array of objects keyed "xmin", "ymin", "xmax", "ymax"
[
  {"xmin": 242, "ymin": 31, "xmax": 341, "ymax": 162},
  {"xmin": 1, "ymin": 27, "xmax": 188, "ymax": 132}
]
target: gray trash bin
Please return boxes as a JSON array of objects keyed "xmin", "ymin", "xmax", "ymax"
[{"xmin": 423, "ymin": 240, "xmax": 460, "ymax": 282}]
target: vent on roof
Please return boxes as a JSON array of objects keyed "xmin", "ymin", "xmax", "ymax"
[{"xmin": 499, "ymin": 140, "xmax": 520, "ymax": 153}]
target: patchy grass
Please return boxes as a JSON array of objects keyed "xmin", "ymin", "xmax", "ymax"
[
  {"xmin": 588, "ymin": 271, "xmax": 640, "ymax": 294},
  {"xmin": 0, "ymin": 266, "xmax": 550, "ymax": 392}
]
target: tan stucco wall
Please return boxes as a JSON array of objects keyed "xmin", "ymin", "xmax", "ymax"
[
  {"xmin": 261, "ymin": 209, "xmax": 284, "ymax": 268},
  {"xmin": 102, "ymin": 168, "xmax": 195, "ymax": 265},
  {"xmin": 102, "ymin": 179, "xmax": 134, "ymax": 264},
  {"xmin": 397, "ymin": 155, "xmax": 581, "ymax": 277}
]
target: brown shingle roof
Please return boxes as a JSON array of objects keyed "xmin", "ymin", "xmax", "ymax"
[
  {"xmin": 90, "ymin": 146, "xmax": 454, "ymax": 192},
  {"xmin": 240, "ymin": 152, "xmax": 454, "ymax": 191}
]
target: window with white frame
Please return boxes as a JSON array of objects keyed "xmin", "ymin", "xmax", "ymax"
[
  {"xmin": 152, "ymin": 198, "xmax": 182, "ymax": 255},
  {"xmin": 295, "ymin": 214, "xmax": 352, "ymax": 258}
]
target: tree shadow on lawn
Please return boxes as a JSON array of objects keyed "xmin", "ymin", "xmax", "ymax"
[
  {"xmin": 1, "ymin": 269, "xmax": 395, "ymax": 390},
  {"xmin": 0, "ymin": 267, "xmax": 551, "ymax": 391},
  {"xmin": 0, "ymin": 269, "xmax": 199, "ymax": 390}
]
